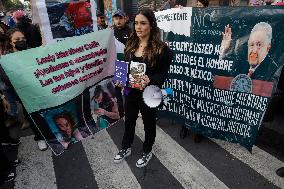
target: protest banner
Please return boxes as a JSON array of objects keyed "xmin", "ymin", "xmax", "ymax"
[
  {"xmin": 32, "ymin": 0, "xmax": 98, "ymax": 43},
  {"xmin": 0, "ymin": 29, "xmax": 119, "ymax": 155},
  {"xmin": 104, "ymin": 0, "xmax": 117, "ymax": 27},
  {"xmin": 156, "ymin": 7, "xmax": 284, "ymax": 151}
]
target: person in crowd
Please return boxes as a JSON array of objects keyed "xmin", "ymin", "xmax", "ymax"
[
  {"xmin": 196, "ymin": 0, "xmax": 209, "ymax": 7},
  {"xmin": 65, "ymin": 0, "xmax": 93, "ymax": 36},
  {"xmin": 0, "ymin": 90, "xmax": 20, "ymax": 184},
  {"xmin": 12, "ymin": 10, "xmax": 42, "ymax": 48},
  {"xmin": 96, "ymin": 11, "xmax": 108, "ymax": 30},
  {"xmin": 7, "ymin": 11, "xmax": 16, "ymax": 28},
  {"xmin": 0, "ymin": 90, "xmax": 20, "ymax": 146},
  {"xmin": 112, "ymin": 9, "xmax": 131, "ymax": 118},
  {"xmin": 272, "ymin": 1, "xmax": 284, "ymax": 5},
  {"xmin": 53, "ymin": 112, "xmax": 83, "ymax": 149},
  {"xmin": 161, "ymin": 0, "xmax": 177, "ymax": 10},
  {"xmin": 112, "ymin": 9, "xmax": 131, "ymax": 45},
  {"xmin": 249, "ymin": 0, "xmax": 263, "ymax": 6},
  {"xmin": 91, "ymin": 85, "xmax": 120, "ymax": 128},
  {"xmin": 179, "ymin": 0, "xmax": 209, "ymax": 143},
  {"xmin": 0, "ymin": 22, "xmax": 9, "ymax": 55},
  {"xmin": 1, "ymin": 28, "xmax": 48, "ymax": 151},
  {"xmin": 113, "ymin": 9, "xmax": 173, "ymax": 168},
  {"xmin": 275, "ymin": 68, "xmax": 284, "ymax": 178}
]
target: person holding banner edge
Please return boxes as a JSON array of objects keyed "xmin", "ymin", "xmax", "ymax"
[
  {"xmin": 114, "ymin": 9, "xmax": 173, "ymax": 168},
  {"xmin": 112, "ymin": 9, "xmax": 131, "ymax": 118},
  {"xmin": 1, "ymin": 28, "xmax": 48, "ymax": 151},
  {"xmin": 179, "ymin": 0, "xmax": 209, "ymax": 143}
]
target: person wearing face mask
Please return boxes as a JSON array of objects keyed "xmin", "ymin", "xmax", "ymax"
[
  {"xmin": 3, "ymin": 28, "xmax": 28, "ymax": 53},
  {"xmin": 0, "ymin": 28, "xmax": 48, "ymax": 151},
  {"xmin": 0, "ymin": 27, "xmax": 23, "ymax": 146},
  {"xmin": 12, "ymin": 10, "xmax": 42, "ymax": 49}
]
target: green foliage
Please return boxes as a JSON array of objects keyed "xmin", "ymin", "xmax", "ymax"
[{"xmin": 3, "ymin": 0, "xmax": 24, "ymax": 11}]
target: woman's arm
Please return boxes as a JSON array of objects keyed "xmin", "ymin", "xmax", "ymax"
[
  {"xmin": 104, "ymin": 101, "xmax": 120, "ymax": 120},
  {"xmin": 73, "ymin": 129, "xmax": 84, "ymax": 141},
  {"xmin": 148, "ymin": 46, "xmax": 174, "ymax": 87}
]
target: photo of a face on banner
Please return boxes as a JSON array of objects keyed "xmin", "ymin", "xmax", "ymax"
[
  {"xmin": 53, "ymin": 112, "xmax": 83, "ymax": 149},
  {"xmin": 89, "ymin": 79, "xmax": 120, "ymax": 131},
  {"xmin": 215, "ymin": 22, "xmax": 276, "ymax": 97},
  {"xmin": 40, "ymin": 100, "xmax": 94, "ymax": 154},
  {"xmin": 45, "ymin": 0, "xmax": 93, "ymax": 38}
]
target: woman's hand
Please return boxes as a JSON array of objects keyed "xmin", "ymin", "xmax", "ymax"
[
  {"xmin": 141, "ymin": 75, "xmax": 150, "ymax": 87},
  {"xmin": 94, "ymin": 108, "xmax": 106, "ymax": 116},
  {"xmin": 114, "ymin": 80, "xmax": 124, "ymax": 88}
]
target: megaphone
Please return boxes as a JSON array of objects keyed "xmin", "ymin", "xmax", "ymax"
[{"xmin": 142, "ymin": 85, "xmax": 173, "ymax": 108}]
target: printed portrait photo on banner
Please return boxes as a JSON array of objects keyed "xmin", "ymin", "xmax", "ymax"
[
  {"xmin": 40, "ymin": 99, "xmax": 95, "ymax": 154},
  {"xmin": 89, "ymin": 79, "xmax": 120, "ymax": 131},
  {"xmin": 215, "ymin": 22, "xmax": 278, "ymax": 97},
  {"xmin": 45, "ymin": 0, "xmax": 93, "ymax": 38},
  {"xmin": 53, "ymin": 112, "xmax": 83, "ymax": 149}
]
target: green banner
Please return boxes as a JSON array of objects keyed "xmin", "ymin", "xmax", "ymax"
[
  {"xmin": 0, "ymin": 29, "xmax": 116, "ymax": 113},
  {"xmin": 0, "ymin": 30, "xmax": 119, "ymax": 155}
]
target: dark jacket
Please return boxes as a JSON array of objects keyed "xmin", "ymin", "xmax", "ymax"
[
  {"xmin": 126, "ymin": 46, "xmax": 173, "ymax": 88},
  {"xmin": 114, "ymin": 25, "xmax": 131, "ymax": 45}
]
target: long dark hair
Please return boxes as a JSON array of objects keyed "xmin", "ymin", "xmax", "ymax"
[
  {"xmin": 0, "ymin": 22, "xmax": 9, "ymax": 55},
  {"xmin": 53, "ymin": 112, "xmax": 76, "ymax": 138},
  {"xmin": 124, "ymin": 9, "xmax": 166, "ymax": 67},
  {"xmin": 92, "ymin": 85, "xmax": 114, "ymax": 108},
  {"xmin": 3, "ymin": 28, "xmax": 25, "ymax": 54}
]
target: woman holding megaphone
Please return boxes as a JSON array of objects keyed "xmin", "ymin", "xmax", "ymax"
[{"xmin": 114, "ymin": 9, "xmax": 173, "ymax": 168}]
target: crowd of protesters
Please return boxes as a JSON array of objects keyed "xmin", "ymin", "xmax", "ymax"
[
  {"xmin": 1, "ymin": 0, "xmax": 284, "ymax": 185},
  {"xmin": 0, "ymin": 9, "xmax": 48, "ymax": 184}
]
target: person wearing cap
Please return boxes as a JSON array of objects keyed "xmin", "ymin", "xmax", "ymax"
[
  {"xmin": 112, "ymin": 10, "xmax": 131, "ymax": 118},
  {"xmin": 112, "ymin": 9, "xmax": 131, "ymax": 45},
  {"xmin": 96, "ymin": 11, "xmax": 108, "ymax": 30}
]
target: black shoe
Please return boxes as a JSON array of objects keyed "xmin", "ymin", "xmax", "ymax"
[
  {"xmin": 180, "ymin": 126, "xmax": 189, "ymax": 139},
  {"xmin": 193, "ymin": 134, "xmax": 203, "ymax": 143},
  {"xmin": 276, "ymin": 167, "xmax": 284, "ymax": 177},
  {"xmin": 114, "ymin": 148, "xmax": 131, "ymax": 163},
  {"xmin": 136, "ymin": 152, "xmax": 153, "ymax": 168},
  {"xmin": 1, "ymin": 138, "xmax": 20, "ymax": 146}
]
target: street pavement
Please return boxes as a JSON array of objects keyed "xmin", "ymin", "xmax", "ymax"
[{"xmin": 1, "ymin": 115, "xmax": 283, "ymax": 189}]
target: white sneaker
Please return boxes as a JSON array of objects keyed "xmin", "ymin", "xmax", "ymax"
[
  {"xmin": 37, "ymin": 140, "xmax": 48, "ymax": 151},
  {"xmin": 136, "ymin": 152, "xmax": 153, "ymax": 168},
  {"xmin": 114, "ymin": 148, "xmax": 131, "ymax": 163}
]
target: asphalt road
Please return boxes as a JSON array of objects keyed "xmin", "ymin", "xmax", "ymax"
[{"xmin": 1, "ymin": 115, "xmax": 283, "ymax": 189}]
